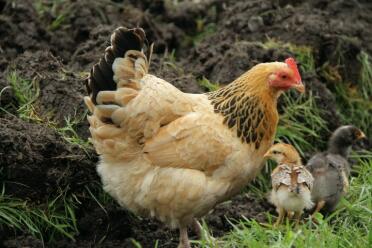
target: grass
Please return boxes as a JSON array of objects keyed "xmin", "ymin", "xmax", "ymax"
[
  {"xmin": 276, "ymin": 92, "xmax": 328, "ymax": 156},
  {"xmin": 194, "ymin": 152, "xmax": 372, "ymax": 248},
  {"xmin": 320, "ymin": 50, "xmax": 372, "ymax": 137},
  {"xmin": 333, "ymin": 79, "xmax": 372, "ymax": 138},
  {"xmin": 54, "ymin": 111, "xmax": 91, "ymax": 153},
  {"xmin": 191, "ymin": 22, "xmax": 217, "ymax": 45},
  {"xmin": 198, "ymin": 76, "xmax": 220, "ymax": 92},
  {"xmin": 34, "ymin": 0, "xmax": 68, "ymax": 31},
  {"xmin": 7, "ymin": 71, "xmax": 42, "ymax": 122},
  {"xmin": 357, "ymin": 51, "xmax": 372, "ymax": 100},
  {"xmin": 262, "ymin": 39, "xmax": 315, "ymax": 73},
  {"xmin": 6, "ymin": 70, "xmax": 91, "ymax": 152},
  {"xmin": 0, "ymin": 186, "xmax": 80, "ymax": 243}
]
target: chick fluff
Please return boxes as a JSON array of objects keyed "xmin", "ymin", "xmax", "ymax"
[
  {"xmin": 265, "ymin": 143, "xmax": 314, "ymax": 226},
  {"xmin": 306, "ymin": 125, "xmax": 366, "ymax": 217}
]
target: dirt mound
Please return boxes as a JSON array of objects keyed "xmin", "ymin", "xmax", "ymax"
[{"xmin": 0, "ymin": 113, "xmax": 96, "ymax": 201}]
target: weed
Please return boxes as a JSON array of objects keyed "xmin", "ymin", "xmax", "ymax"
[
  {"xmin": 357, "ymin": 51, "xmax": 372, "ymax": 100},
  {"xmin": 49, "ymin": 14, "xmax": 66, "ymax": 31},
  {"xmin": 276, "ymin": 92, "xmax": 328, "ymax": 156},
  {"xmin": 191, "ymin": 22, "xmax": 217, "ymax": 45},
  {"xmin": 7, "ymin": 71, "xmax": 42, "ymax": 122},
  {"xmin": 54, "ymin": 111, "xmax": 91, "ymax": 153},
  {"xmin": 198, "ymin": 76, "xmax": 219, "ymax": 92},
  {"xmin": 85, "ymin": 184, "xmax": 114, "ymax": 215},
  {"xmin": 0, "ymin": 186, "xmax": 80, "ymax": 244},
  {"xmin": 334, "ymin": 82, "xmax": 372, "ymax": 137},
  {"xmin": 34, "ymin": 0, "xmax": 68, "ymax": 31},
  {"xmin": 262, "ymin": 39, "xmax": 315, "ymax": 73}
]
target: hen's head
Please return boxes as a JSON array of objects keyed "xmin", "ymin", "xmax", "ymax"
[
  {"xmin": 268, "ymin": 58, "xmax": 304, "ymax": 93},
  {"xmin": 239, "ymin": 57, "xmax": 304, "ymax": 95},
  {"xmin": 264, "ymin": 143, "xmax": 301, "ymax": 165}
]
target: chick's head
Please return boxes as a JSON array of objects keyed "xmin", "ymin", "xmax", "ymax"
[
  {"xmin": 264, "ymin": 143, "xmax": 301, "ymax": 165},
  {"xmin": 329, "ymin": 125, "xmax": 366, "ymax": 148}
]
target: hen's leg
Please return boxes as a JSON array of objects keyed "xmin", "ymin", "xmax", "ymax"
[
  {"xmin": 178, "ymin": 226, "xmax": 191, "ymax": 248},
  {"xmin": 311, "ymin": 200, "xmax": 326, "ymax": 223},
  {"xmin": 274, "ymin": 207, "xmax": 285, "ymax": 227},
  {"xmin": 193, "ymin": 218, "xmax": 202, "ymax": 240}
]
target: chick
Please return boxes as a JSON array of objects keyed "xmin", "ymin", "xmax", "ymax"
[
  {"xmin": 265, "ymin": 143, "xmax": 314, "ymax": 226},
  {"xmin": 306, "ymin": 125, "xmax": 366, "ymax": 217}
]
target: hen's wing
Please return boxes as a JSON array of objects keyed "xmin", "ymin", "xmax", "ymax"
[{"xmin": 144, "ymin": 112, "xmax": 235, "ymax": 174}]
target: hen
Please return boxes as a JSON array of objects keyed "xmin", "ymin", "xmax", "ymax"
[
  {"xmin": 265, "ymin": 143, "xmax": 314, "ymax": 226},
  {"xmin": 84, "ymin": 27, "xmax": 304, "ymax": 247},
  {"xmin": 306, "ymin": 125, "xmax": 366, "ymax": 217}
]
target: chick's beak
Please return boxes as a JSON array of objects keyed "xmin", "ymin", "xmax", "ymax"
[
  {"xmin": 357, "ymin": 130, "xmax": 366, "ymax": 140},
  {"xmin": 292, "ymin": 81, "xmax": 305, "ymax": 93},
  {"xmin": 263, "ymin": 151, "xmax": 271, "ymax": 159}
]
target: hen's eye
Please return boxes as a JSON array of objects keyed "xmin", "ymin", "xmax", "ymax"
[{"xmin": 281, "ymin": 75, "xmax": 287, "ymax": 80}]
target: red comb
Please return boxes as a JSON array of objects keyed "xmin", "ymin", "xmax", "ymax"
[{"xmin": 285, "ymin": 57, "xmax": 301, "ymax": 83}]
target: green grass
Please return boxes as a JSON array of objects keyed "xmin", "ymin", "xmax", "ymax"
[
  {"xmin": 0, "ymin": 186, "xmax": 80, "ymax": 243},
  {"xmin": 7, "ymin": 71, "xmax": 42, "ymax": 122},
  {"xmin": 262, "ymin": 39, "xmax": 315, "ymax": 73},
  {"xmin": 357, "ymin": 51, "xmax": 372, "ymax": 100},
  {"xmin": 191, "ymin": 22, "xmax": 217, "ymax": 45},
  {"xmin": 276, "ymin": 92, "xmax": 328, "ymax": 156},
  {"xmin": 194, "ymin": 152, "xmax": 372, "ymax": 248},
  {"xmin": 321, "ymin": 50, "xmax": 372, "ymax": 137},
  {"xmin": 54, "ymin": 111, "xmax": 91, "ymax": 153},
  {"xmin": 334, "ymin": 81, "xmax": 372, "ymax": 138},
  {"xmin": 6, "ymin": 70, "xmax": 91, "ymax": 151},
  {"xmin": 198, "ymin": 76, "xmax": 220, "ymax": 92},
  {"xmin": 34, "ymin": 0, "xmax": 68, "ymax": 31}
]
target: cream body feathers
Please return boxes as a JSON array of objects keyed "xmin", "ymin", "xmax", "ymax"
[
  {"xmin": 84, "ymin": 28, "xmax": 291, "ymax": 230},
  {"xmin": 93, "ymin": 72, "xmax": 272, "ymax": 228}
]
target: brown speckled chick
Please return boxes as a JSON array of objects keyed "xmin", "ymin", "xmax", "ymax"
[
  {"xmin": 306, "ymin": 125, "xmax": 366, "ymax": 217},
  {"xmin": 265, "ymin": 143, "xmax": 314, "ymax": 226}
]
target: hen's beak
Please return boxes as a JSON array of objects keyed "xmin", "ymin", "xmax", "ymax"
[
  {"xmin": 357, "ymin": 130, "xmax": 366, "ymax": 140},
  {"xmin": 292, "ymin": 82, "xmax": 305, "ymax": 93}
]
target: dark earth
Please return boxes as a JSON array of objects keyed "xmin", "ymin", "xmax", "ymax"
[{"xmin": 0, "ymin": 0, "xmax": 371, "ymax": 247}]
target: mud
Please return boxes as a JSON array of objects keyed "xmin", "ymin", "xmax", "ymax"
[{"xmin": 0, "ymin": 0, "xmax": 371, "ymax": 247}]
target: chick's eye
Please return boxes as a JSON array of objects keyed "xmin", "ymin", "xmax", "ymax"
[{"xmin": 273, "ymin": 150, "xmax": 280, "ymax": 155}]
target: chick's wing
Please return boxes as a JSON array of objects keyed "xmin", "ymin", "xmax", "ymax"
[
  {"xmin": 271, "ymin": 164, "xmax": 291, "ymax": 190},
  {"xmin": 297, "ymin": 166, "xmax": 314, "ymax": 190}
]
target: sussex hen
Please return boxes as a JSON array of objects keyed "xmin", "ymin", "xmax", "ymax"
[{"xmin": 84, "ymin": 27, "xmax": 304, "ymax": 247}]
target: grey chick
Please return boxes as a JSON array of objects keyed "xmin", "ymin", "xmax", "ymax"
[{"xmin": 306, "ymin": 125, "xmax": 366, "ymax": 216}]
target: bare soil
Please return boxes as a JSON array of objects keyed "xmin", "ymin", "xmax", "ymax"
[{"xmin": 0, "ymin": 0, "xmax": 371, "ymax": 247}]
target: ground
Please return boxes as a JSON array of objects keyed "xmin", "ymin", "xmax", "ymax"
[{"xmin": 0, "ymin": 0, "xmax": 371, "ymax": 247}]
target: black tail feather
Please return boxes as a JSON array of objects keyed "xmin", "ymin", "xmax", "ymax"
[{"xmin": 87, "ymin": 27, "xmax": 147, "ymax": 104}]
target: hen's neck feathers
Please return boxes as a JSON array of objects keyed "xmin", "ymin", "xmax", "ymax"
[{"xmin": 207, "ymin": 63, "xmax": 282, "ymax": 148}]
